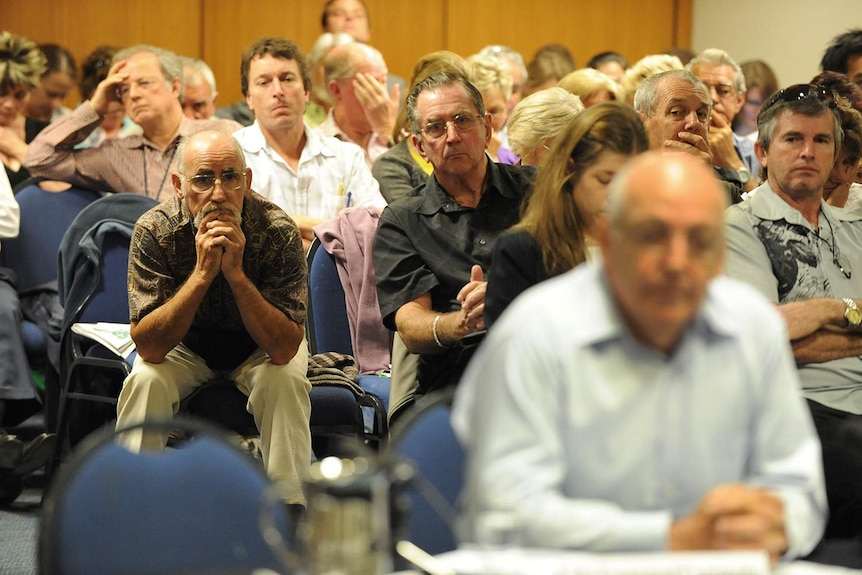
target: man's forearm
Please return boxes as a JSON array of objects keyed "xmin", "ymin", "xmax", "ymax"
[
  {"xmin": 131, "ymin": 273, "xmax": 211, "ymax": 363},
  {"xmin": 230, "ymin": 274, "xmax": 303, "ymax": 365},
  {"xmin": 23, "ymin": 103, "xmax": 101, "ymax": 181},
  {"xmin": 395, "ymin": 296, "xmax": 477, "ymax": 354},
  {"xmin": 779, "ymin": 298, "xmax": 847, "ymax": 340},
  {"xmin": 792, "ymin": 330, "xmax": 862, "ymax": 364}
]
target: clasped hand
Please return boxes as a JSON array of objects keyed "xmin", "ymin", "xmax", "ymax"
[
  {"xmin": 671, "ymin": 483, "xmax": 788, "ymax": 564},
  {"xmin": 194, "ymin": 208, "xmax": 245, "ymax": 283}
]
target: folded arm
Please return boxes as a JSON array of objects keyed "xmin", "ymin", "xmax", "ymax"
[{"xmin": 778, "ymin": 298, "xmax": 862, "ymax": 364}]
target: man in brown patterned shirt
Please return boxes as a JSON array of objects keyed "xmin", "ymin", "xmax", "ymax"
[{"xmin": 117, "ymin": 130, "xmax": 312, "ymax": 504}]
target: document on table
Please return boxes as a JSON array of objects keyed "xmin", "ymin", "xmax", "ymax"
[{"xmin": 433, "ymin": 547, "xmax": 859, "ymax": 575}]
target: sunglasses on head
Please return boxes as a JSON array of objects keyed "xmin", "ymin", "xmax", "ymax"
[{"xmin": 761, "ymin": 83, "xmax": 837, "ymax": 114}]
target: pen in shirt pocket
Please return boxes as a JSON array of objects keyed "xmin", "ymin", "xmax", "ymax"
[{"xmin": 346, "ymin": 191, "xmax": 352, "ymax": 208}]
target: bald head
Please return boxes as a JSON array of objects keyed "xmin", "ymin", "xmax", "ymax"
[
  {"xmin": 173, "ymin": 131, "xmax": 250, "ymax": 225},
  {"xmin": 601, "ymin": 152, "xmax": 726, "ymax": 354},
  {"xmin": 324, "ymin": 42, "xmax": 387, "ymax": 84},
  {"xmin": 608, "ymin": 152, "xmax": 727, "ymax": 227},
  {"xmin": 177, "ymin": 130, "xmax": 246, "ymax": 175}
]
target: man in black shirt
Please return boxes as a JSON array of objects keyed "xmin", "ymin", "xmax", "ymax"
[{"xmin": 373, "ymin": 72, "xmax": 534, "ymax": 419}]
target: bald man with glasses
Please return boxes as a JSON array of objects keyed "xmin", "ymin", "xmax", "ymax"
[
  {"xmin": 117, "ymin": 130, "xmax": 312, "ymax": 506},
  {"xmin": 373, "ymin": 72, "xmax": 534, "ymax": 423},
  {"xmin": 725, "ymin": 83, "xmax": 862, "ymax": 540}
]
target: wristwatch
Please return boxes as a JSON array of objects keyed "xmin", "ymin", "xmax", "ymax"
[
  {"xmin": 844, "ymin": 298, "xmax": 862, "ymax": 328},
  {"xmin": 736, "ymin": 166, "xmax": 752, "ymax": 184}
]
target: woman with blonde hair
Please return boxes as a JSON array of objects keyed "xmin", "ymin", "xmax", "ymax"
[
  {"xmin": 506, "ymin": 87, "xmax": 584, "ymax": 166},
  {"xmin": 372, "ymin": 50, "xmax": 467, "ymax": 202},
  {"xmin": 484, "ymin": 102, "xmax": 649, "ymax": 327},
  {"xmin": 465, "ymin": 54, "xmax": 513, "ymax": 161},
  {"xmin": 558, "ymin": 68, "xmax": 622, "ymax": 107},
  {"xmin": 0, "ymin": 30, "xmax": 47, "ymax": 188}
]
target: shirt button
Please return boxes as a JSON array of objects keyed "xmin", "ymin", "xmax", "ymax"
[{"xmin": 478, "ymin": 238, "xmax": 486, "ymax": 245}]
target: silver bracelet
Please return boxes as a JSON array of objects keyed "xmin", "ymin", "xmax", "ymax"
[{"xmin": 432, "ymin": 314, "xmax": 448, "ymax": 349}]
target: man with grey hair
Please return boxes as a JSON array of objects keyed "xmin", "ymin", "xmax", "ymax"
[
  {"xmin": 180, "ymin": 56, "xmax": 218, "ymax": 120},
  {"xmin": 373, "ymin": 71, "xmax": 534, "ymax": 423},
  {"xmin": 454, "ymin": 151, "xmax": 826, "ymax": 562},
  {"xmin": 634, "ymin": 69, "xmax": 742, "ymax": 203},
  {"xmin": 724, "ymin": 83, "xmax": 862, "ymax": 539},
  {"xmin": 25, "ymin": 45, "xmax": 240, "ymax": 200},
  {"xmin": 317, "ymin": 42, "xmax": 398, "ymax": 166},
  {"xmin": 688, "ymin": 48, "xmax": 761, "ymax": 193},
  {"xmin": 634, "ymin": 69, "xmax": 713, "ymax": 166},
  {"xmin": 478, "ymin": 44, "xmax": 528, "ymax": 115},
  {"xmin": 118, "ymin": 130, "xmax": 312, "ymax": 505}
]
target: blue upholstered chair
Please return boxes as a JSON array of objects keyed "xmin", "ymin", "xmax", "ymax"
[
  {"xmin": 306, "ymin": 237, "xmax": 389, "ymax": 442},
  {"xmin": 39, "ymin": 417, "xmax": 291, "ymax": 575},
  {"xmin": 387, "ymin": 389, "xmax": 463, "ymax": 556},
  {"xmin": 2, "ymin": 180, "xmax": 102, "ymax": 406}
]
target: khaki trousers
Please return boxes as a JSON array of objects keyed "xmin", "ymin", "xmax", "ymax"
[{"xmin": 116, "ymin": 340, "xmax": 312, "ymax": 504}]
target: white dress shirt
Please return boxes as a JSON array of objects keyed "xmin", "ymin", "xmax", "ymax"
[
  {"xmin": 453, "ymin": 263, "xmax": 826, "ymax": 559},
  {"xmin": 234, "ymin": 121, "xmax": 385, "ymax": 219}
]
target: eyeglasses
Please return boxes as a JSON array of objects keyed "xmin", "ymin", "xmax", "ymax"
[
  {"xmin": 419, "ymin": 112, "xmax": 484, "ymax": 139},
  {"xmin": 183, "ymin": 170, "xmax": 247, "ymax": 194},
  {"xmin": 761, "ymin": 83, "xmax": 837, "ymax": 115}
]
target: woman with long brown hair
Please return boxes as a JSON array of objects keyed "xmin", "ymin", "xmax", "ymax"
[{"xmin": 484, "ymin": 102, "xmax": 649, "ymax": 327}]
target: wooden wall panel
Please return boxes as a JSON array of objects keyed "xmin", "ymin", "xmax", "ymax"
[
  {"xmin": 201, "ymin": 0, "xmax": 445, "ymax": 106},
  {"xmin": 2, "ymin": 0, "xmax": 200, "ymax": 104},
  {"xmin": 201, "ymin": 0, "xmax": 320, "ymax": 108},
  {"xmin": 2, "ymin": 0, "xmax": 689, "ymax": 108},
  {"xmin": 363, "ymin": 0, "xmax": 446, "ymax": 87},
  {"xmin": 447, "ymin": 0, "xmax": 688, "ymax": 70}
]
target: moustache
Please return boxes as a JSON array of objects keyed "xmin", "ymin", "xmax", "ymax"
[{"xmin": 192, "ymin": 202, "xmax": 242, "ymax": 230}]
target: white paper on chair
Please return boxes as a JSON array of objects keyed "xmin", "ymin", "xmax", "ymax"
[{"xmin": 71, "ymin": 322, "xmax": 136, "ymax": 359}]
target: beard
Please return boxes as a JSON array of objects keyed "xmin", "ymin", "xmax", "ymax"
[{"xmin": 191, "ymin": 201, "xmax": 243, "ymax": 231}]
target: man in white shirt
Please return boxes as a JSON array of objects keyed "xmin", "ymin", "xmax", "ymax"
[
  {"xmin": 454, "ymin": 152, "xmax": 826, "ymax": 562},
  {"xmin": 233, "ymin": 37, "xmax": 384, "ymax": 249}
]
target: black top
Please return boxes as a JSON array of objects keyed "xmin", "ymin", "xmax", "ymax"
[
  {"xmin": 374, "ymin": 159, "xmax": 535, "ymax": 393},
  {"xmin": 484, "ymin": 229, "xmax": 551, "ymax": 328},
  {"xmin": 8, "ymin": 117, "xmax": 49, "ymax": 191}
]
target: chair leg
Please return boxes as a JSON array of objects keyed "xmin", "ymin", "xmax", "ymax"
[{"xmin": 46, "ymin": 387, "xmax": 71, "ymax": 481}]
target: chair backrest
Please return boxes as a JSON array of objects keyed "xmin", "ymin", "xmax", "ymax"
[
  {"xmin": 306, "ymin": 237, "xmax": 353, "ymax": 356},
  {"xmin": 2, "ymin": 181, "xmax": 101, "ymax": 294},
  {"xmin": 388, "ymin": 390, "xmax": 463, "ymax": 556},
  {"xmin": 58, "ymin": 194, "xmax": 157, "ymax": 330},
  {"xmin": 39, "ymin": 418, "xmax": 290, "ymax": 575},
  {"xmin": 77, "ymin": 230, "xmax": 132, "ymax": 325}
]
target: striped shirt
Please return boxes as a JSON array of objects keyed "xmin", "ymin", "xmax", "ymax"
[{"xmin": 24, "ymin": 102, "xmax": 241, "ymax": 201}]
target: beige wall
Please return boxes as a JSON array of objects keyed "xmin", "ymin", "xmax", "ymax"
[
  {"xmin": 2, "ymin": 0, "xmax": 691, "ymax": 107},
  {"xmin": 691, "ymin": 0, "xmax": 862, "ymax": 87}
]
